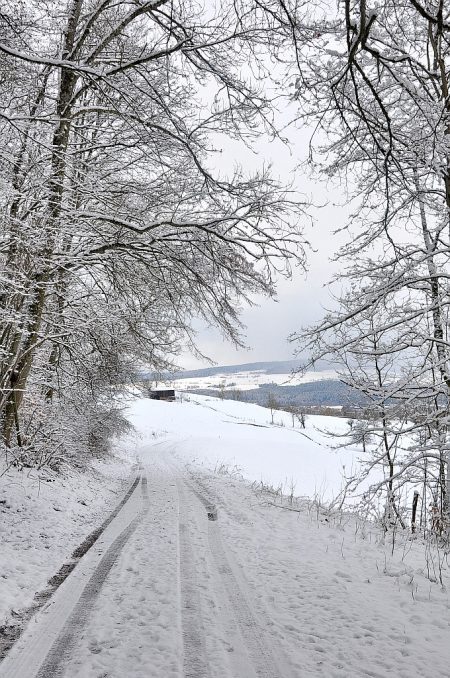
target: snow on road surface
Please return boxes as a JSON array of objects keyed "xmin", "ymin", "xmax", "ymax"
[{"xmin": 1, "ymin": 394, "xmax": 449, "ymax": 677}]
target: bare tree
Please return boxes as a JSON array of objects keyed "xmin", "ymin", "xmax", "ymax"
[
  {"xmin": 266, "ymin": 392, "xmax": 279, "ymax": 424},
  {"xmin": 289, "ymin": 0, "xmax": 450, "ymax": 534}
]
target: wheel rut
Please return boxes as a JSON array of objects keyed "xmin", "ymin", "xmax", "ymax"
[
  {"xmin": 0, "ymin": 476, "xmax": 148, "ymax": 678},
  {"xmin": 207, "ymin": 521, "xmax": 281, "ymax": 678},
  {"xmin": 176, "ymin": 469, "xmax": 284, "ymax": 678},
  {"xmin": 37, "ymin": 478, "xmax": 149, "ymax": 678},
  {"xmin": 177, "ymin": 481, "xmax": 211, "ymax": 678}
]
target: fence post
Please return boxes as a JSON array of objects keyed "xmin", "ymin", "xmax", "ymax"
[{"xmin": 411, "ymin": 490, "xmax": 419, "ymax": 533}]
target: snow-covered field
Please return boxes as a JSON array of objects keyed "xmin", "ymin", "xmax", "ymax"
[
  {"xmin": 128, "ymin": 393, "xmax": 358, "ymax": 501},
  {"xmin": 1, "ymin": 394, "xmax": 449, "ymax": 677},
  {"xmin": 161, "ymin": 368, "xmax": 338, "ymax": 392}
]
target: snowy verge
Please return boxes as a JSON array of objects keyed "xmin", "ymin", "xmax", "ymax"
[{"xmin": 0, "ymin": 454, "xmax": 134, "ymax": 638}]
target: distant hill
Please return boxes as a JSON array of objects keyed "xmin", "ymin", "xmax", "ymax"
[
  {"xmin": 142, "ymin": 358, "xmax": 334, "ymax": 381},
  {"xmin": 139, "ymin": 359, "xmax": 363, "ymax": 410}
]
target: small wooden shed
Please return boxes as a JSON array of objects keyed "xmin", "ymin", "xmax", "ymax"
[{"xmin": 149, "ymin": 389, "xmax": 176, "ymax": 402}]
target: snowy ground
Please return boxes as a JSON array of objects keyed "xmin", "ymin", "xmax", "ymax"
[
  {"xmin": 0, "ymin": 456, "xmax": 132, "ymax": 632},
  {"xmin": 0, "ymin": 394, "xmax": 449, "ymax": 677},
  {"xmin": 131, "ymin": 393, "xmax": 371, "ymax": 504}
]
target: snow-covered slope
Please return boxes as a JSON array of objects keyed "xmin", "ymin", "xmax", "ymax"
[{"xmin": 127, "ymin": 393, "xmax": 356, "ymax": 500}]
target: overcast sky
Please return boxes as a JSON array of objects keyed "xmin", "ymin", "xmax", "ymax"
[{"xmin": 180, "ymin": 116, "xmax": 350, "ymax": 370}]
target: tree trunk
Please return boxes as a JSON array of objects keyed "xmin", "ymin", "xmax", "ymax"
[{"xmin": 0, "ymin": 0, "xmax": 83, "ymax": 443}]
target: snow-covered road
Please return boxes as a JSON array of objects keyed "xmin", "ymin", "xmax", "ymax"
[
  {"xmin": 1, "ymin": 395, "xmax": 449, "ymax": 677},
  {"xmin": 1, "ymin": 449, "xmax": 290, "ymax": 678}
]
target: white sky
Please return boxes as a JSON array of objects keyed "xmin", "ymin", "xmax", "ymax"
[{"xmin": 181, "ymin": 117, "xmax": 349, "ymax": 369}]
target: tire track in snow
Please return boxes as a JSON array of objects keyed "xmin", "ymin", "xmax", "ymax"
[
  {"xmin": 0, "ymin": 473, "xmax": 141, "ymax": 662},
  {"xmin": 36, "ymin": 477, "xmax": 150, "ymax": 678},
  {"xmin": 0, "ymin": 476, "xmax": 148, "ymax": 678},
  {"xmin": 187, "ymin": 473, "xmax": 283, "ymax": 678},
  {"xmin": 207, "ymin": 522, "xmax": 281, "ymax": 678},
  {"xmin": 176, "ymin": 467, "xmax": 283, "ymax": 678},
  {"xmin": 176, "ymin": 481, "xmax": 210, "ymax": 678},
  {"xmin": 36, "ymin": 517, "xmax": 141, "ymax": 678}
]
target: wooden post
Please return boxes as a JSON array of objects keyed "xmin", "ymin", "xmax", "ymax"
[
  {"xmin": 411, "ymin": 491, "xmax": 419, "ymax": 533},
  {"xmin": 206, "ymin": 504, "xmax": 218, "ymax": 521}
]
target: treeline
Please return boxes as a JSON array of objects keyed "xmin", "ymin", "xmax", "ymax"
[{"xmin": 188, "ymin": 380, "xmax": 361, "ymax": 408}]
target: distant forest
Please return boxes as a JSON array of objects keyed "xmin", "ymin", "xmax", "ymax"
[{"xmin": 188, "ymin": 380, "xmax": 366, "ymax": 409}]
